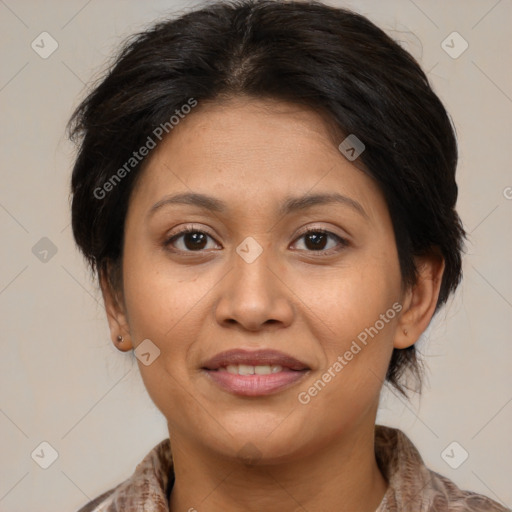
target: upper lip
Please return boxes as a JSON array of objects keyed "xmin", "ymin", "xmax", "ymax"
[{"xmin": 202, "ymin": 349, "xmax": 310, "ymax": 371}]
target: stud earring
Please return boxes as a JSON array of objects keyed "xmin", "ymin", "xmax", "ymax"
[
  {"xmin": 403, "ymin": 329, "xmax": 408, "ymax": 335},
  {"xmin": 117, "ymin": 335, "xmax": 124, "ymax": 343}
]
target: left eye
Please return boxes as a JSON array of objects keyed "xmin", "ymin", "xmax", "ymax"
[
  {"xmin": 291, "ymin": 229, "xmax": 348, "ymax": 253},
  {"xmin": 164, "ymin": 227, "xmax": 347, "ymax": 254}
]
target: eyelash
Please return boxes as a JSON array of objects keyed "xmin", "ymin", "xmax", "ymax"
[{"xmin": 163, "ymin": 225, "xmax": 349, "ymax": 256}]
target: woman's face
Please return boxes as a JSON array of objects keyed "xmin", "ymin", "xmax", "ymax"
[{"xmin": 110, "ymin": 97, "xmax": 407, "ymax": 461}]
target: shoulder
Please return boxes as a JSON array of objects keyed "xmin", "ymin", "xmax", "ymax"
[
  {"xmin": 73, "ymin": 438, "xmax": 173, "ymax": 512},
  {"xmin": 375, "ymin": 425, "xmax": 510, "ymax": 512},
  {"xmin": 426, "ymin": 469, "xmax": 510, "ymax": 512}
]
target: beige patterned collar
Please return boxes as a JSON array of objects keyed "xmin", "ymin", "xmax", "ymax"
[{"xmin": 77, "ymin": 425, "xmax": 509, "ymax": 512}]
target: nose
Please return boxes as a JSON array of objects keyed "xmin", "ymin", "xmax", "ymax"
[{"xmin": 214, "ymin": 241, "xmax": 294, "ymax": 332}]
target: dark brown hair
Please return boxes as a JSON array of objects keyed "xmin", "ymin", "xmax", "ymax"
[{"xmin": 68, "ymin": 0, "xmax": 466, "ymax": 396}]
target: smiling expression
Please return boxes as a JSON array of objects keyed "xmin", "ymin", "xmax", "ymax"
[{"xmin": 106, "ymin": 96, "xmax": 409, "ymax": 461}]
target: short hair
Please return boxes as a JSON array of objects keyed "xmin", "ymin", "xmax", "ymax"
[{"xmin": 68, "ymin": 0, "xmax": 466, "ymax": 397}]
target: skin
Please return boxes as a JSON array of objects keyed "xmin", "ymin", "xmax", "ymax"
[{"xmin": 101, "ymin": 96, "xmax": 444, "ymax": 512}]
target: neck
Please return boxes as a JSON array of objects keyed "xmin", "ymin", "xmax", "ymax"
[{"xmin": 168, "ymin": 416, "xmax": 388, "ymax": 512}]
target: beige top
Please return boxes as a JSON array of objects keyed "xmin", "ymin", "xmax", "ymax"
[{"xmin": 76, "ymin": 425, "xmax": 510, "ymax": 511}]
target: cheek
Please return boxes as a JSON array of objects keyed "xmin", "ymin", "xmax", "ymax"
[
  {"xmin": 297, "ymin": 292, "xmax": 398, "ymax": 440},
  {"xmin": 300, "ymin": 246, "xmax": 401, "ymax": 340},
  {"xmin": 120, "ymin": 241, "xmax": 221, "ymax": 399},
  {"xmin": 299, "ymin": 249, "xmax": 401, "ymax": 396},
  {"xmin": 121, "ymin": 238, "xmax": 206, "ymax": 341}
]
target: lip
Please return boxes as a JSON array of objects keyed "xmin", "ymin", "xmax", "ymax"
[
  {"xmin": 202, "ymin": 349, "xmax": 310, "ymax": 371},
  {"xmin": 201, "ymin": 349, "xmax": 310, "ymax": 397}
]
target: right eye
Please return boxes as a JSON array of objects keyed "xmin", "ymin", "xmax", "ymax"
[{"xmin": 164, "ymin": 226, "xmax": 221, "ymax": 253}]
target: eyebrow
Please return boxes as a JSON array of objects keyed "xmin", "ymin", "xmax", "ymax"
[{"xmin": 148, "ymin": 191, "xmax": 368, "ymax": 220}]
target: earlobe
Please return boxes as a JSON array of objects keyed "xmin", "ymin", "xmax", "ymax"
[
  {"xmin": 99, "ymin": 265, "xmax": 133, "ymax": 352},
  {"xmin": 394, "ymin": 251, "xmax": 445, "ymax": 349}
]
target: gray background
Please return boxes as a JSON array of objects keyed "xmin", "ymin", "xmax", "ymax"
[{"xmin": 0, "ymin": 0, "xmax": 511, "ymax": 510}]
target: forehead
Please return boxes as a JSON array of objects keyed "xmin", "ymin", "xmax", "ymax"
[
  {"xmin": 151, "ymin": 97, "xmax": 342, "ymax": 165},
  {"xmin": 129, "ymin": 97, "xmax": 385, "ymax": 221}
]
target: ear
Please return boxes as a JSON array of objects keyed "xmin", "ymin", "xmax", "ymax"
[
  {"xmin": 394, "ymin": 250, "xmax": 445, "ymax": 349},
  {"xmin": 99, "ymin": 263, "xmax": 133, "ymax": 352}
]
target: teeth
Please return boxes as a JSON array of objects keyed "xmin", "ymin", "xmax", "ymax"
[
  {"xmin": 223, "ymin": 364, "xmax": 283, "ymax": 375},
  {"xmin": 238, "ymin": 364, "xmax": 253, "ymax": 376}
]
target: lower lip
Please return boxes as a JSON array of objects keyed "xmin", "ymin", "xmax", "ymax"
[{"xmin": 203, "ymin": 369, "xmax": 308, "ymax": 396}]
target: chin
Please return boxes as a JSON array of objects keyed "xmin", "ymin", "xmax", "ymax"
[{"xmin": 202, "ymin": 418, "xmax": 310, "ymax": 464}]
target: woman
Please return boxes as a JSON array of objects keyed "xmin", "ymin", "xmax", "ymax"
[{"xmin": 68, "ymin": 1, "xmax": 508, "ymax": 510}]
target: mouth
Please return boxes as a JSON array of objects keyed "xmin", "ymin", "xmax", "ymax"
[{"xmin": 201, "ymin": 349, "xmax": 310, "ymax": 397}]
